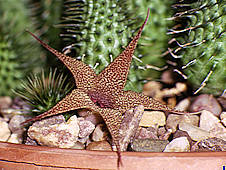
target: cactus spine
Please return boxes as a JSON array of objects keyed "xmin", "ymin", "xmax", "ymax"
[{"xmin": 169, "ymin": 0, "xmax": 225, "ymax": 95}]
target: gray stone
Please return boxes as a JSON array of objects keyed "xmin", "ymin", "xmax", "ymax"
[
  {"xmin": 8, "ymin": 115, "xmax": 26, "ymax": 134},
  {"xmin": 179, "ymin": 123, "xmax": 211, "ymax": 141},
  {"xmin": 173, "ymin": 130, "xmax": 193, "ymax": 146},
  {"xmin": 200, "ymin": 110, "xmax": 220, "ymax": 131},
  {"xmin": 209, "ymin": 122, "xmax": 226, "ymax": 141},
  {"xmin": 199, "ymin": 110, "xmax": 226, "ymax": 140},
  {"xmin": 131, "ymin": 139, "xmax": 169, "ymax": 152}
]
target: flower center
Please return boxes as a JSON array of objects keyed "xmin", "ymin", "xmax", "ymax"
[{"xmin": 88, "ymin": 91, "xmax": 114, "ymax": 109}]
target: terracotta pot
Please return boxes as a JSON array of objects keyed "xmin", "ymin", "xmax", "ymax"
[{"xmin": 0, "ymin": 141, "xmax": 225, "ymax": 170}]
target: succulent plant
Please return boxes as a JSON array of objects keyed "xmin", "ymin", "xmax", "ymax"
[
  {"xmin": 169, "ymin": 0, "xmax": 225, "ymax": 95},
  {"xmin": 58, "ymin": 0, "xmax": 146, "ymax": 91},
  {"xmin": 15, "ymin": 69, "xmax": 73, "ymax": 115}
]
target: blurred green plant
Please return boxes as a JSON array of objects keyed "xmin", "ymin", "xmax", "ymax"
[
  {"xmin": 27, "ymin": 0, "xmax": 63, "ymax": 67},
  {"xmin": 0, "ymin": 0, "xmax": 44, "ymax": 96}
]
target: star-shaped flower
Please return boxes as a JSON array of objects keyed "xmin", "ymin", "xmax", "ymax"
[{"xmin": 23, "ymin": 9, "xmax": 182, "ymax": 167}]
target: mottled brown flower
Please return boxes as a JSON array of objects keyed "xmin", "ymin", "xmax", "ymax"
[{"xmin": 23, "ymin": 9, "xmax": 182, "ymax": 168}]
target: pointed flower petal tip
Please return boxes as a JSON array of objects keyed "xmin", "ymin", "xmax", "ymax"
[{"xmin": 145, "ymin": 8, "xmax": 150, "ymax": 24}]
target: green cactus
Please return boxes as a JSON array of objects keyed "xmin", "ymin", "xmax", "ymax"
[
  {"xmin": 0, "ymin": 39, "xmax": 22, "ymax": 96},
  {"xmin": 0, "ymin": 0, "xmax": 43, "ymax": 96},
  {"xmin": 169, "ymin": 0, "xmax": 225, "ymax": 95},
  {"xmin": 59, "ymin": 0, "xmax": 146, "ymax": 91},
  {"xmin": 128, "ymin": 0, "xmax": 174, "ymax": 79}
]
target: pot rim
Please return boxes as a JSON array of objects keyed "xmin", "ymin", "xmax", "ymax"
[{"xmin": 0, "ymin": 141, "xmax": 225, "ymax": 170}]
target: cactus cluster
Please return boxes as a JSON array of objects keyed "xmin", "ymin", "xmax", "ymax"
[
  {"xmin": 0, "ymin": 0, "xmax": 43, "ymax": 96},
  {"xmin": 1, "ymin": 0, "xmax": 224, "ymax": 97},
  {"xmin": 59, "ymin": 0, "xmax": 146, "ymax": 91},
  {"xmin": 169, "ymin": 0, "xmax": 225, "ymax": 95}
]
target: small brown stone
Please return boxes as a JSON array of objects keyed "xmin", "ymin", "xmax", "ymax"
[
  {"xmin": 71, "ymin": 141, "xmax": 85, "ymax": 149},
  {"xmin": 166, "ymin": 114, "xmax": 199, "ymax": 133},
  {"xmin": 0, "ymin": 96, "xmax": 12, "ymax": 110},
  {"xmin": 136, "ymin": 127, "xmax": 158, "ymax": 140},
  {"xmin": 190, "ymin": 94, "xmax": 222, "ymax": 116},
  {"xmin": 77, "ymin": 109, "xmax": 92, "ymax": 117},
  {"xmin": 86, "ymin": 141, "xmax": 112, "ymax": 151},
  {"xmin": 175, "ymin": 98, "xmax": 191, "ymax": 111},
  {"xmin": 161, "ymin": 70, "xmax": 175, "ymax": 84},
  {"xmin": 142, "ymin": 81, "xmax": 162, "ymax": 97},
  {"xmin": 8, "ymin": 115, "xmax": 26, "ymax": 134},
  {"xmin": 78, "ymin": 119, "xmax": 95, "ymax": 138},
  {"xmin": 167, "ymin": 97, "xmax": 177, "ymax": 108},
  {"xmin": 84, "ymin": 113, "xmax": 104, "ymax": 125},
  {"xmin": 166, "ymin": 114, "xmax": 181, "ymax": 133},
  {"xmin": 92, "ymin": 124, "xmax": 109, "ymax": 142},
  {"xmin": 217, "ymin": 96, "xmax": 226, "ymax": 110},
  {"xmin": 158, "ymin": 128, "xmax": 172, "ymax": 140}
]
